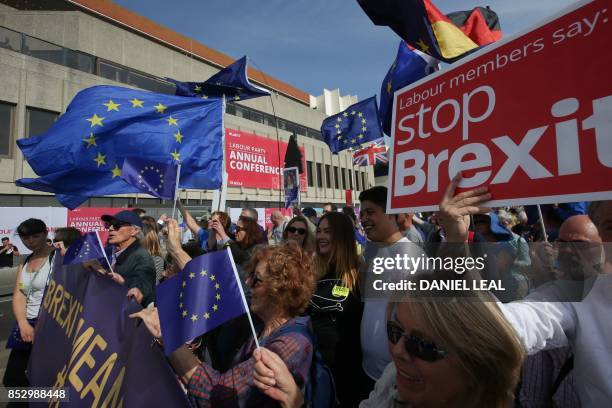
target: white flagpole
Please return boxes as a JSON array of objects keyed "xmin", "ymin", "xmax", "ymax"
[
  {"xmin": 172, "ymin": 162, "xmax": 182, "ymax": 220},
  {"xmin": 537, "ymin": 204, "xmax": 548, "ymax": 242},
  {"xmin": 94, "ymin": 230, "xmax": 114, "ymax": 274},
  {"xmin": 226, "ymin": 247, "xmax": 260, "ymax": 349}
]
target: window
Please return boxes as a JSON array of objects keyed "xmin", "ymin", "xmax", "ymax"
[
  {"xmin": 316, "ymin": 163, "xmax": 323, "ymax": 188},
  {"xmin": 0, "ymin": 102, "xmax": 15, "ymax": 156},
  {"xmin": 307, "ymin": 161, "xmax": 314, "ymax": 187},
  {"xmin": 361, "ymin": 172, "xmax": 366, "ymax": 190},
  {"xmin": 23, "ymin": 35, "xmax": 64, "ymax": 65},
  {"xmin": 0, "ymin": 26, "xmax": 22, "ymax": 53},
  {"xmin": 26, "ymin": 107, "xmax": 58, "ymax": 138},
  {"xmin": 341, "ymin": 168, "xmax": 347, "ymax": 190},
  {"xmin": 225, "ymin": 103, "xmax": 236, "ymax": 115},
  {"xmin": 333, "ymin": 166, "xmax": 339, "ymax": 189},
  {"xmin": 349, "ymin": 171, "xmax": 353, "ymax": 190},
  {"xmin": 128, "ymin": 71, "xmax": 174, "ymax": 94},
  {"xmin": 65, "ymin": 49, "xmax": 95, "ymax": 73},
  {"xmin": 325, "ymin": 165, "xmax": 331, "ymax": 189},
  {"xmin": 356, "ymin": 169, "xmax": 361, "ymax": 191},
  {"xmin": 98, "ymin": 60, "xmax": 128, "ymax": 83}
]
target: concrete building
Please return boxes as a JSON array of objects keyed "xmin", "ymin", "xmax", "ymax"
[{"xmin": 0, "ymin": 0, "xmax": 373, "ymax": 214}]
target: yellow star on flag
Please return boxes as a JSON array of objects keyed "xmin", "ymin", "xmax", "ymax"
[
  {"xmin": 351, "ymin": 110, "xmax": 356, "ymax": 115},
  {"xmin": 86, "ymin": 114, "xmax": 104, "ymax": 128},
  {"xmin": 154, "ymin": 103, "xmax": 167, "ymax": 114},
  {"xmin": 201, "ymin": 95, "xmax": 209, "ymax": 99},
  {"xmin": 337, "ymin": 135, "xmax": 342, "ymax": 140},
  {"xmin": 343, "ymin": 112, "xmax": 348, "ymax": 117},
  {"xmin": 215, "ymin": 294, "xmax": 221, "ymax": 300},
  {"xmin": 351, "ymin": 138, "xmax": 357, "ymax": 144},
  {"xmin": 103, "ymin": 100, "xmax": 120, "ymax": 112},
  {"xmin": 194, "ymin": 85, "xmax": 202, "ymax": 92},
  {"xmin": 361, "ymin": 118, "xmax": 366, "ymax": 124},
  {"xmin": 171, "ymin": 149, "xmax": 181, "ymax": 161},
  {"xmin": 386, "ymin": 81, "xmax": 392, "ymax": 94},
  {"xmin": 362, "ymin": 126, "xmax": 367, "ymax": 132},
  {"xmin": 182, "ymin": 310, "xmax": 188, "ymax": 318},
  {"xmin": 130, "ymin": 98, "xmax": 144, "ymax": 108},
  {"xmin": 200, "ymin": 269, "xmax": 208, "ymax": 277},
  {"xmin": 203, "ymin": 312, "xmax": 210, "ymax": 319},
  {"xmin": 189, "ymin": 272, "xmax": 195, "ymax": 279},
  {"xmin": 334, "ymin": 124, "xmax": 340, "ymax": 129},
  {"xmin": 174, "ymin": 130, "xmax": 183, "ymax": 143},
  {"xmin": 215, "ymin": 283, "xmax": 220, "ymax": 289},
  {"xmin": 190, "ymin": 314, "xmax": 198, "ymax": 322},
  {"xmin": 336, "ymin": 117, "xmax": 342, "ymax": 123},
  {"xmin": 83, "ymin": 133, "xmax": 97, "ymax": 148},
  {"xmin": 234, "ymin": 95, "xmax": 241, "ymax": 101},
  {"xmin": 210, "ymin": 275, "xmax": 216, "ymax": 281},
  {"xmin": 182, "ymin": 281, "xmax": 186, "ymax": 287},
  {"xmin": 94, "ymin": 152, "xmax": 106, "ymax": 167},
  {"xmin": 167, "ymin": 116, "xmax": 178, "ymax": 126},
  {"xmin": 416, "ymin": 39, "xmax": 430, "ymax": 53},
  {"xmin": 111, "ymin": 164, "xmax": 121, "ymax": 178},
  {"xmin": 212, "ymin": 304, "xmax": 218, "ymax": 311},
  {"xmin": 358, "ymin": 134, "xmax": 364, "ymax": 139},
  {"xmin": 358, "ymin": 112, "xmax": 363, "ymax": 117},
  {"xmin": 179, "ymin": 302, "xmax": 183, "ymax": 309}
]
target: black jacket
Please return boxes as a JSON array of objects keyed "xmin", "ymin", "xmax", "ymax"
[{"xmin": 114, "ymin": 240, "xmax": 156, "ymax": 306}]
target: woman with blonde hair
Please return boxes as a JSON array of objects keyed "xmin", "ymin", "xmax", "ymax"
[
  {"xmin": 308, "ymin": 211, "xmax": 364, "ymax": 407},
  {"xmin": 140, "ymin": 216, "xmax": 164, "ymax": 283},
  {"xmin": 253, "ymin": 284, "xmax": 525, "ymax": 408}
]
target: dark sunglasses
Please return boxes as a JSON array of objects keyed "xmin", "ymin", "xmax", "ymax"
[
  {"xmin": 104, "ymin": 220, "xmax": 132, "ymax": 230},
  {"xmin": 247, "ymin": 272, "xmax": 264, "ymax": 288},
  {"xmin": 286, "ymin": 226, "xmax": 307, "ymax": 235},
  {"xmin": 235, "ymin": 225, "xmax": 244, "ymax": 233},
  {"xmin": 387, "ymin": 321, "xmax": 448, "ymax": 362}
]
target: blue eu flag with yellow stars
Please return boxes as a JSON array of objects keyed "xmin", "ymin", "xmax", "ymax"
[
  {"xmin": 380, "ymin": 42, "xmax": 438, "ymax": 135},
  {"xmin": 320, "ymin": 96, "xmax": 384, "ymax": 154},
  {"xmin": 15, "ymin": 85, "xmax": 223, "ymax": 209},
  {"xmin": 63, "ymin": 231, "xmax": 109, "ymax": 268},
  {"xmin": 167, "ymin": 56, "xmax": 270, "ymax": 102},
  {"xmin": 156, "ymin": 248, "xmax": 248, "ymax": 355},
  {"xmin": 121, "ymin": 157, "xmax": 178, "ymax": 201}
]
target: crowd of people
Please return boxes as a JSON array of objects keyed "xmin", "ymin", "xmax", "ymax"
[{"xmin": 1, "ymin": 178, "xmax": 610, "ymax": 407}]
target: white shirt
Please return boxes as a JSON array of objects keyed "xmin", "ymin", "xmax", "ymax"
[
  {"xmin": 20, "ymin": 256, "xmax": 53, "ymax": 319},
  {"xmin": 501, "ymin": 274, "xmax": 612, "ymax": 406},
  {"xmin": 361, "ymin": 237, "xmax": 423, "ymax": 380}
]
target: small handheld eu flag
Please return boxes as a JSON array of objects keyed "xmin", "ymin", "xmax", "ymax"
[
  {"xmin": 156, "ymin": 249, "xmax": 249, "ymax": 355},
  {"xmin": 63, "ymin": 231, "xmax": 111, "ymax": 270},
  {"xmin": 121, "ymin": 157, "xmax": 178, "ymax": 201}
]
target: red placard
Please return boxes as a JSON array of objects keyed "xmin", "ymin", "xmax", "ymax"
[
  {"xmin": 389, "ymin": 0, "xmax": 612, "ymax": 213},
  {"xmin": 345, "ymin": 190, "xmax": 353, "ymax": 206},
  {"xmin": 67, "ymin": 208, "xmax": 121, "ymax": 244},
  {"xmin": 226, "ymin": 129, "xmax": 307, "ymax": 190}
]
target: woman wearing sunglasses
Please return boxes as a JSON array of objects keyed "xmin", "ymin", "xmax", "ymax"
[
  {"xmin": 307, "ymin": 211, "xmax": 363, "ymax": 407},
  {"xmin": 254, "ymin": 286, "xmax": 524, "ymax": 407},
  {"xmin": 4, "ymin": 218, "xmax": 54, "ymax": 388},
  {"xmin": 282, "ymin": 216, "xmax": 315, "ymax": 255}
]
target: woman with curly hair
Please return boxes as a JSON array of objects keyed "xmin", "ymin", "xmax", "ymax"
[{"xmin": 132, "ymin": 225, "xmax": 317, "ymax": 408}]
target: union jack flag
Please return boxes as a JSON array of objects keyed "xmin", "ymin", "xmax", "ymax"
[{"xmin": 353, "ymin": 138, "xmax": 388, "ymax": 167}]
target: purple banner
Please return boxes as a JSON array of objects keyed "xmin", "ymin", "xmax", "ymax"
[{"xmin": 28, "ymin": 254, "xmax": 190, "ymax": 407}]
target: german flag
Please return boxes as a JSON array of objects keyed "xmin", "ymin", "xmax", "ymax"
[
  {"xmin": 447, "ymin": 6, "xmax": 502, "ymax": 46},
  {"xmin": 357, "ymin": 0, "xmax": 501, "ymax": 63}
]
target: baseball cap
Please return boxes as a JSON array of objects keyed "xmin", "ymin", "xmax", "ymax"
[{"xmin": 101, "ymin": 210, "xmax": 143, "ymax": 228}]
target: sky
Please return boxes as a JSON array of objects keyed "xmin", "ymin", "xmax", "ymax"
[{"xmin": 113, "ymin": 0, "xmax": 578, "ymax": 101}]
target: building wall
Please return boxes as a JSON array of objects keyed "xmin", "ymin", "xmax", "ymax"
[{"xmin": 0, "ymin": 7, "xmax": 374, "ymax": 210}]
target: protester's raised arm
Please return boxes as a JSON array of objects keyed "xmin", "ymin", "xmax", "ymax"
[
  {"xmin": 177, "ymin": 201, "xmax": 201, "ymax": 237},
  {"xmin": 166, "ymin": 218, "xmax": 191, "ymax": 270}
]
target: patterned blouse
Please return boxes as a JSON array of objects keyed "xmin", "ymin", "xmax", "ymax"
[{"xmin": 187, "ymin": 316, "xmax": 313, "ymax": 407}]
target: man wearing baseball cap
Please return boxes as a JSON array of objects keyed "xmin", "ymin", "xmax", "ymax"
[{"xmin": 101, "ymin": 210, "xmax": 156, "ymax": 306}]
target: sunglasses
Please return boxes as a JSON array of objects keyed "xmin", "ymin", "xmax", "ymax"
[
  {"xmin": 387, "ymin": 321, "xmax": 448, "ymax": 362},
  {"xmin": 286, "ymin": 226, "xmax": 307, "ymax": 235},
  {"xmin": 235, "ymin": 225, "xmax": 244, "ymax": 233},
  {"xmin": 247, "ymin": 272, "xmax": 264, "ymax": 288},
  {"xmin": 104, "ymin": 220, "xmax": 132, "ymax": 230}
]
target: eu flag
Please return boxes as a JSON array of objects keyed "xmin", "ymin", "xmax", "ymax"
[
  {"xmin": 63, "ymin": 231, "xmax": 109, "ymax": 268},
  {"xmin": 380, "ymin": 42, "xmax": 438, "ymax": 135},
  {"xmin": 321, "ymin": 96, "xmax": 383, "ymax": 154},
  {"xmin": 167, "ymin": 56, "xmax": 270, "ymax": 102},
  {"xmin": 358, "ymin": 0, "xmax": 482, "ymax": 63},
  {"xmin": 121, "ymin": 157, "xmax": 178, "ymax": 201},
  {"xmin": 156, "ymin": 248, "xmax": 247, "ymax": 355},
  {"xmin": 15, "ymin": 85, "xmax": 223, "ymax": 209}
]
